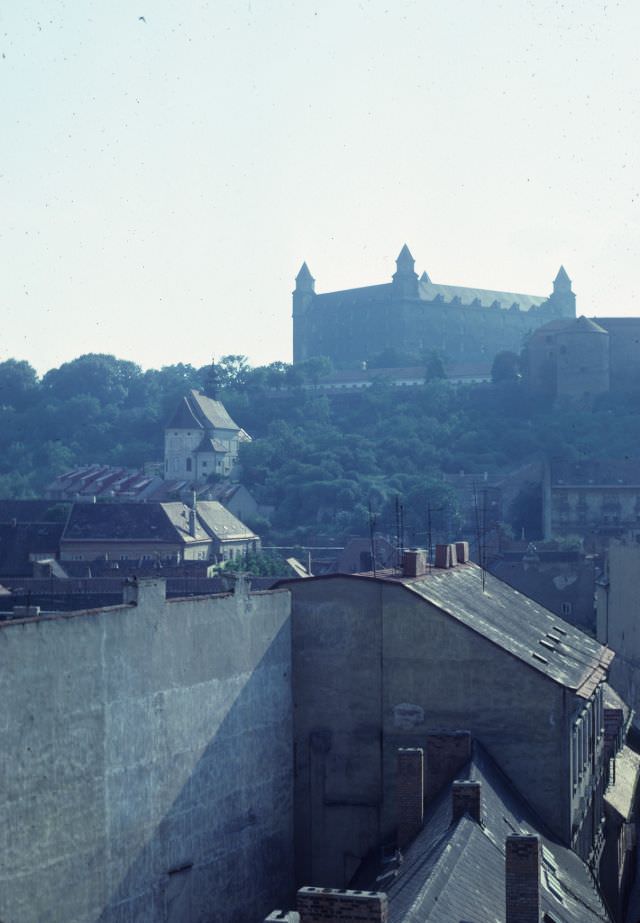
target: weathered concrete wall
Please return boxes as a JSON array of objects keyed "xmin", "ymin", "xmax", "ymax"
[
  {"xmin": 0, "ymin": 578, "xmax": 293, "ymax": 923},
  {"xmin": 291, "ymin": 578, "xmax": 383, "ymax": 888}
]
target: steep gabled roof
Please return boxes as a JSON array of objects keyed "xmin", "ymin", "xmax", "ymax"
[
  {"xmin": 358, "ymin": 743, "xmax": 610, "ymax": 923},
  {"xmin": 196, "ymin": 501, "xmax": 257, "ymax": 542},
  {"xmin": 166, "ymin": 390, "xmax": 241, "ymax": 433},
  {"xmin": 62, "ymin": 502, "xmax": 186, "ymax": 544},
  {"xmin": 403, "ymin": 565, "xmax": 611, "ymax": 696}
]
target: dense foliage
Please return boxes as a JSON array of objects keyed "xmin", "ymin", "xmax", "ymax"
[{"xmin": 3, "ymin": 352, "xmax": 640, "ymax": 543}]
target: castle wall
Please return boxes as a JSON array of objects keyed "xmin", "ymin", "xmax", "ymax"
[
  {"xmin": 0, "ymin": 580, "xmax": 294, "ymax": 923},
  {"xmin": 295, "ymin": 295, "xmax": 559, "ymax": 367}
]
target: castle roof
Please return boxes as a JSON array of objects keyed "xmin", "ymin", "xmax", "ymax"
[
  {"xmin": 295, "ymin": 261, "xmax": 314, "ymax": 283},
  {"xmin": 313, "ymin": 279, "xmax": 547, "ymax": 313},
  {"xmin": 565, "ymin": 316, "xmax": 607, "ymax": 334},
  {"xmin": 417, "ymin": 277, "xmax": 547, "ymax": 312},
  {"xmin": 167, "ymin": 390, "xmax": 240, "ymax": 433}
]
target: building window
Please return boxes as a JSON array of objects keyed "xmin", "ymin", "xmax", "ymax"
[
  {"xmin": 186, "ymin": 458, "xmax": 192, "ymax": 472},
  {"xmin": 561, "ymin": 602, "xmax": 573, "ymax": 616}
]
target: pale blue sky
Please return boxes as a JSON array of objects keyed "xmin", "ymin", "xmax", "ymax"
[{"xmin": 2, "ymin": 0, "xmax": 639, "ymax": 373}]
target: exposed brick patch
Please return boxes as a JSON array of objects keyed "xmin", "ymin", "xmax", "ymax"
[
  {"xmin": 397, "ymin": 748, "xmax": 424, "ymax": 847},
  {"xmin": 297, "ymin": 887, "xmax": 388, "ymax": 922}
]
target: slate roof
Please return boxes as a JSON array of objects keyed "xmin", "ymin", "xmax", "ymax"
[
  {"xmin": 278, "ymin": 566, "xmax": 612, "ymax": 696},
  {"xmin": 402, "ymin": 564, "xmax": 612, "ymax": 696},
  {"xmin": 194, "ymin": 436, "xmax": 228, "ymax": 454},
  {"xmin": 0, "ymin": 523, "xmax": 65, "ymax": 577},
  {"xmin": 62, "ymin": 502, "xmax": 189, "ymax": 544},
  {"xmin": 167, "ymin": 390, "xmax": 240, "ymax": 433},
  {"xmin": 357, "ymin": 743, "xmax": 610, "ymax": 923},
  {"xmin": 551, "ymin": 458, "xmax": 640, "ymax": 488},
  {"xmin": 196, "ymin": 501, "xmax": 257, "ymax": 542}
]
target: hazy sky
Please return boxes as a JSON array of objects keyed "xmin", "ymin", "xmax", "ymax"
[{"xmin": 2, "ymin": 0, "xmax": 639, "ymax": 374}]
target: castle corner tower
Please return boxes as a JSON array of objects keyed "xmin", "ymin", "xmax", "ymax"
[{"xmin": 292, "ymin": 262, "xmax": 316, "ymax": 362}]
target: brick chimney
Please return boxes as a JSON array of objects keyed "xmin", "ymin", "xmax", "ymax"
[
  {"xmin": 297, "ymin": 887, "xmax": 388, "ymax": 922},
  {"xmin": 434, "ymin": 543, "xmax": 458, "ymax": 569},
  {"xmin": 402, "ymin": 549, "xmax": 426, "ymax": 577},
  {"xmin": 505, "ymin": 835, "xmax": 540, "ymax": 923},
  {"xmin": 451, "ymin": 780, "xmax": 481, "ymax": 823},
  {"xmin": 425, "ymin": 731, "xmax": 472, "ymax": 802},
  {"xmin": 397, "ymin": 748, "xmax": 424, "ymax": 847},
  {"xmin": 455, "ymin": 541, "xmax": 470, "ymax": 563}
]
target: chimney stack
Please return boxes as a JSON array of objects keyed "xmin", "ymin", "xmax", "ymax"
[
  {"xmin": 402, "ymin": 549, "xmax": 426, "ymax": 578},
  {"xmin": 297, "ymin": 887, "xmax": 388, "ymax": 923},
  {"xmin": 425, "ymin": 731, "xmax": 472, "ymax": 802},
  {"xmin": 397, "ymin": 748, "xmax": 424, "ymax": 848},
  {"xmin": 505, "ymin": 835, "xmax": 540, "ymax": 923},
  {"xmin": 455, "ymin": 541, "xmax": 470, "ymax": 563},
  {"xmin": 451, "ymin": 780, "xmax": 481, "ymax": 823},
  {"xmin": 434, "ymin": 543, "xmax": 458, "ymax": 569}
]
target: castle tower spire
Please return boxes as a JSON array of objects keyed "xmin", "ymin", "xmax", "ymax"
[
  {"xmin": 293, "ymin": 261, "xmax": 317, "ymax": 363},
  {"xmin": 392, "ymin": 244, "xmax": 419, "ymax": 299},
  {"xmin": 548, "ymin": 265, "xmax": 576, "ymax": 318},
  {"xmin": 295, "ymin": 262, "xmax": 315, "ymax": 294}
]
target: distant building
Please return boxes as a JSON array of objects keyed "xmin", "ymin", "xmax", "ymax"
[
  {"xmin": 164, "ymin": 390, "xmax": 250, "ymax": 482},
  {"xmin": 293, "ymin": 245, "xmax": 575, "ymax": 371},
  {"xmin": 523, "ymin": 314, "xmax": 640, "ymax": 399},
  {"xmin": 544, "ymin": 458, "xmax": 640, "ymax": 549},
  {"xmin": 59, "ymin": 500, "xmax": 259, "ymax": 564},
  {"xmin": 488, "ymin": 544, "xmax": 599, "ymax": 634}
]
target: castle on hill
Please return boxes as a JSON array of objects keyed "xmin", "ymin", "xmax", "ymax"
[{"xmin": 292, "ymin": 244, "xmax": 576, "ymax": 370}]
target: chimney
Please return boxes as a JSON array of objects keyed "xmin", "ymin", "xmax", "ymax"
[
  {"xmin": 455, "ymin": 541, "xmax": 470, "ymax": 564},
  {"xmin": 425, "ymin": 731, "xmax": 472, "ymax": 802},
  {"xmin": 402, "ymin": 549, "xmax": 426, "ymax": 577},
  {"xmin": 434, "ymin": 543, "xmax": 458, "ymax": 569},
  {"xmin": 297, "ymin": 887, "xmax": 388, "ymax": 923},
  {"xmin": 397, "ymin": 748, "xmax": 424, "ymax": 848},
  {"xmin": 188, "ymin": 507, "xmax": 197, "ymax": 537},
  {"xmin": 264, "ymin": 913, "xmax": 300, "ymax": 923},
  {"xmin": 505, "ymin": 835, "xmax": 540, "ymax": 923},
  {"xmin": 452, "ymin": 780, "xmax": 481, "ymax": 823}
]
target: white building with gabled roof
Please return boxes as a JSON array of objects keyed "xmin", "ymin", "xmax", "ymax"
[{"xmin": 164, "ymin": 389, "xmax": 251, "ymax": 483}]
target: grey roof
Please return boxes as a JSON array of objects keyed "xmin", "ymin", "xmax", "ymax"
[
  {"xmin": 166, "ymin": 390, "xmax": 240, "ymax": 433},
  {"xmin": 560, "ymin": 316, "xmax": 608, "ymax": 335},
  {"xmin": 314, "ymin": 279, "xmax": 547, "ymax": 312},
  {"xmin": 160, "ymin": 502, "xmax": 211, "ymax": 542},
  {"xmin": 418, "ymin": 278, "xmax": 547, "ymax": 311},
  {"xmin": 361, "ymin": 743, "xmax": 610, "ymax": 923},
  {"xmin": 404, "ymin": 565, "xmax": 611, "ymax": 696},
  {"xmin": 278, "ymin": 566, "xmax": 612, "ymax": 696},
  {"xmin": 62, "ymin": 502, "xmax": 210, "ymax": 546},
  {"xmin": 194, "ymin": 436, "xmax": 228, "ymax": 454},
  {"xmin": 196, "ymin": 501, "xmax": 257, "ymax": 542}
]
